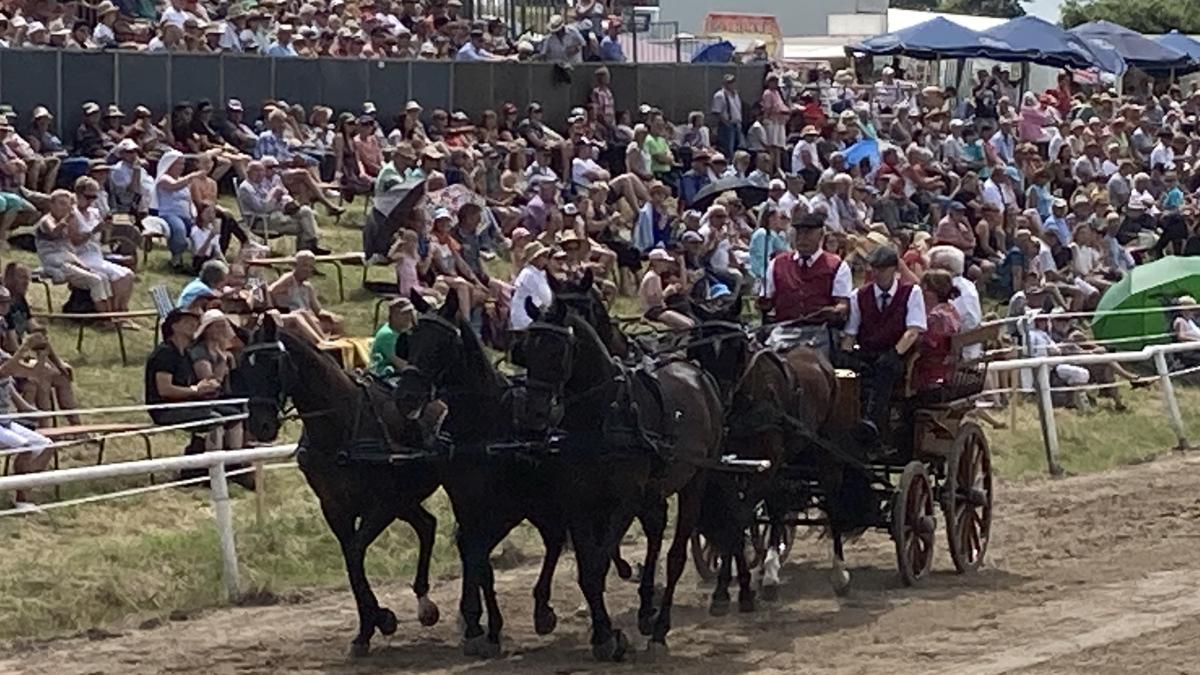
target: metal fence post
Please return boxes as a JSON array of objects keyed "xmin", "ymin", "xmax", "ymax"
[
  {"xmin": 208, "ymin": 459, "xmax": 241, "ymax": 601},
  {"xmin": 1153, "ymin": 349, "xmax": 1189, "ymax": 450},
  {"xmin": 1034, "ymin": 362, "xmax": 1063, "ymax": 476}
]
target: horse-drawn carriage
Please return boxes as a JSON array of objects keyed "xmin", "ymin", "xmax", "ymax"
[{"xmin": 692, "ymin": 321, "xmax": 998, "ymax": 589}]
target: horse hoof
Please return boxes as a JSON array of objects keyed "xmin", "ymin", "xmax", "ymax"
[
  {"xmin": 376, "ymin": 608, "xmax": 398, "ymax": 636},
  {"xmin": 462, "ymin": 635, "xmax": 501, "ymax": 659},
  {"xmin": 738, "ymin": 592, "xmax": 756, "ymax": 614},
  {"xmin": 831, "ymin": 571, "xmax": 852, "ymax": 598},
  {"xmin": 644, "ymin": 640, "xmax": 670, "ymax": 662},
  {"xmin": 349, "ymin": 642, "xmax": 370, "ymax": 659},
  {"xmin": 417, "ymin": 597, "xmax": 440, "ymax": 627},
  {"xmin": 534, "ymin": 606, "xmax": 558, "ymax": 635},
  {"xmin": 637, "ymin": 612, "xmax": 656, "ymax": 637},
  {"xmin": 708, "ymin": 596, "xmax": 730, "ymax": 617},
  {"xmin": 614, "ymin": 557, "xmax": 633, "ymax": 580},
  {"xmin": 591, "ymin": 630, "xmax": 629, "ymax": 662},
  {"xmin": 761, "ymin": 584, "xmax": 779, "ymax": 602}
]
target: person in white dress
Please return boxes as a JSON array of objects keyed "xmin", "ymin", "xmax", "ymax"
[{"xmin": 70, "ymin": 176, "xmax": 134, "ymax": 313}]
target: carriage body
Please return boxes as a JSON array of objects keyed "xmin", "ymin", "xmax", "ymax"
[{"xmin": 695, "ymin": 324, "xmax": 998, "ymax": 587}]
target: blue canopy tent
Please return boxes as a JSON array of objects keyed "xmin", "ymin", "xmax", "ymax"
[
  {"xmin": 690, "ymin": 40, "xmax": 735, "ymax": 64},
  {"xmin": 981, "ymin": 16, "xmax": 1125, "ymax": 74},
  {"xmin": 1156, "ymin": 31, "xmax": 1200, "ymax": 62},
  {"xmin": 848, "ymin": 16, "xmax": 1018, "ymax": 61},
  {"xmin": 1070, "ymin": 21, "xmax": 1195, "ymax": 73}
]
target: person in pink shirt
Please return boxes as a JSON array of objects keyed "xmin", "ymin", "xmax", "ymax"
[
  {"xmin": 760, "ymin": 72, "xmax": 791, "ymax": 173},
  {"xmin": 353, "ymin": 115, "xmax": 384, "ymax": 178},
  {"xmin": 1018, "ymin": 92, "xmax": 1054, "ymax": 144}
]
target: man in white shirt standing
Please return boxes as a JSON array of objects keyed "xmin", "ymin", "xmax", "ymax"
[
  {"xmin": 843, "ymin": 246, "xmax": 926, "ymax": 436},
  {"xmin": 510, "ymin": 243, "xmax": 553, "ymax": 330},
  {"xmin": 791, "ymin": 124, "xmax": 822, "ymax": 191},
  {"xmin": 779, "ymin": 174, "xmax": 810, "ymax": 221}
]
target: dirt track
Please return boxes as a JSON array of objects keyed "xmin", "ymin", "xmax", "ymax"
[{"xmin": 6, "ymin": 451, "xmax": 1200, "ymax": 675}]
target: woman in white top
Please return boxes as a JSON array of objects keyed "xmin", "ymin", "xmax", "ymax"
[
  {"xmin": 510, "ymin": 243, "xmax": 553, "ymax": 330},
  {"xmin": 154, "ymin": 150, "xmax": 207, "ymax": 271},
  {"xmin": 36, "ymin": 190, "xmax": 118, "ymax": 318},
  {"xmin": 1173, "ymin": 296, "xmax": 1200, "ymax": 343},
  {"xmin": 70, "ymin": 176, "xmax": 134, "ymax": 313}
]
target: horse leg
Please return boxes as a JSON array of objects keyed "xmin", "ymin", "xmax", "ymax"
[
  {"xmin": 649, "ymin": 476, "xmax": 705, "ymax": 655},
  {"xmin": 570, "ymin": 520, "xmax": 626, "ymax": 662},
  {"xmin": 735, "ymin": 549, "xmax": 756, "ymax": 613},
  {"xmin": 830, "ymin": 528, "xmax": 851, "ymax": 597},
  {"xmin": 323, "ymin": 504, "xmax": 396, "ymax": 657},
  {"xmin": 530, "ymin": 520, "xmax": 565, "ymax": 635},
  {"xmin": 399, "ymin": 505, "xmax": 440, "ymax": 627},
  {"xmin": 709, "ymin": 550, "xmax": 732, "ymax": 616},
  {"xmin": 456, "ymin": 526, "xmax": 491, "ymax": 658},
  {"xmin": 636, "ymin": 499, "xmax": 666, "ymax": 636},
  {"xmin": 761, "ymin": 538, "xmax": 782, "ymax": 601}
]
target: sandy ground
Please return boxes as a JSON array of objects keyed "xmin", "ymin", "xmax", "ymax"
[{"xmin": 5, "ymin": 451, "xmax": 1200, "ymax": 675}]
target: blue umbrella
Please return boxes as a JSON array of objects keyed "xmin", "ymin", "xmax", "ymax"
[
  {"xmin": 982, "ymin": 16, "xmax": 1125, "ymax": 74},
  {"xmin": 691, "ymin": 40, "xmax": 735, "ymax": 64},
  {"xmin": 1156, "ymin": 31, "xmax": 1200, "ymax": 62},
  {"xmin": 850, "ymin": 16, "xmax": 1017, "ymax": 61},
  {"xmin": 1070, "ymin": 21, "xmax": 1194, "ymax": 72}
]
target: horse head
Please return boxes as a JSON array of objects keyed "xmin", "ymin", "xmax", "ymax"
[
  {"xmin": 687, "ymin": 320, "xmax": 752, "ymax": 402},
  {"xmin": 395, "ymin": 290, "xmax": 474, "ymax": 437},
  {"xmin": 234, "ymin": 313, "xmax": 295, "ymax": 442},
  {"xmin": 554, "ymin": 269, "xmax": 630, "ymax": 360},
  {"xmin": 514, "ymin": 295, "xmax": 579, "ymax": 436}
]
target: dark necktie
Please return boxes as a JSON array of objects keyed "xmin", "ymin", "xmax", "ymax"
[{"xmin": 879, "ymin": 291, "xmax": 890, "ymax": 312}]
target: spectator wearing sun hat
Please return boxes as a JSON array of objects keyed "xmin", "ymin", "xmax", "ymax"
[{"xmin": 510, "ymin": 241, "xmax": 554, "ymax": 329}]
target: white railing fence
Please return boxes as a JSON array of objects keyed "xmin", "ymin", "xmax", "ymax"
[{"xmin": 0, "ymin": 445, "xmax": 298, "ymax": 600}]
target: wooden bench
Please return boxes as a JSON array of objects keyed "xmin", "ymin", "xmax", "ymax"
[
  {"xmin": 37, "ymin": 309, "xmax": 161, "ymax": 366},
  {"xmin": 246, "ymin": 252, "xmax": 367, "ymax": 302}
]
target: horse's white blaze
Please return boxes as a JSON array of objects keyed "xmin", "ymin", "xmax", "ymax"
[{"xmin": 762, "ymin": 547, "xmax": 781, "ymax": 587}]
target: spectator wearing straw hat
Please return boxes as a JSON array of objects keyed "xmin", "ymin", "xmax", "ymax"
[
  {"xmin": 91, "ymin": 1, "xmax": 121, "ymax": 47},
  {"xmin": 510, "ymin": 242, "xmax": 553, "ymax": 330},
  {"xmin": 539, "ymin": 15, "xmax": 585, "ymax": 64},
  {"xmin": 370, "ymin": 297, "xmax": 416, "ymax": 378},
  {"xmin": 189, "ymin": 308, "xmax": 244, "ymax": 453}
]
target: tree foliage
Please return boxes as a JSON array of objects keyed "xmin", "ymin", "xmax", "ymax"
[
  {"xmin": 890, "ymin": 0, "xmax": 1028, "ymax": 18},
  {"xmin": 1061, "ymin": 0, "xmax": 1200, "ymax": 33}
]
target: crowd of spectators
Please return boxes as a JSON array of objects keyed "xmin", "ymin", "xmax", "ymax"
[
  {"xmin": 0, "ymin": 0, "xmax": 637, "ymax": 63},
  {"xmin": 8, "ymin": 47, "xmax": 1200, "ymax": 506}
]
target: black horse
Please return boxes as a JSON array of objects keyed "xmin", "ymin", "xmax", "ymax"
[
  {"xmin": 395, "ymin": 291, "xmax": 569, "ymax": 659},
  {"xmin": 234, "ymin": 315, "xmax": 441, "ymax": 657},
  {"xmin": 524, "ymin": 292, "xmax": 726, "ymax": 657}
]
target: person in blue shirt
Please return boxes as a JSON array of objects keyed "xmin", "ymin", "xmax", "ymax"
[
  {"xmin": 264, "ymin": 24, "xmax": 297, "ymax": 57},
  {"xmin": 1162, "ymin": 171, "xmax": 1186, "ymax": 211},
  {"xmin": 457, "ymin": 28, "xmax": 502, "ymax": 61},
  {"xmin": 1042, "ymin": 198, "xmax": 1072, "ymax": 247},
  {"xmin": 599, "ymin": 19, "xmax": 626, "ymax": 62},
  {"xmin": 176, "ymin": 260, "xmax": 228, "ymax": 310},
  {"xmin": 633, "ymin": 181, "xmax": 675, "ymax": 253},
  {"xmin": 677, "ymin": 151, "xmax": 711, "ymax": 211},
  {"xmin": 747, "ymin": 204, "xmax": 790, "ymax": 290}
]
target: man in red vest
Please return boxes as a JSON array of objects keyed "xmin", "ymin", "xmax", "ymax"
[
  {"xmin": 761, "ymin": 211, "xmax": 851, "ymax": 325},
  {"xmin": 842, "ymin": 246, "xmax": 927, "ymax": 437}
]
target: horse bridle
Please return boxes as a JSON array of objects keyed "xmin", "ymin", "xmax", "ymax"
[
  {"xmin": 523, "ymin": 321, "xmax": 576, "ymax": 398},
  {"xmin": 241, "ymin": 340, "xmax": 333, "ymax": 421}
]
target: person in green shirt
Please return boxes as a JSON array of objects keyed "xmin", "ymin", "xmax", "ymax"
[
  {"xmin": 369, "ymin": 298, "xmax": 416, "ymax": 378},
  {"xmin": 644, "ymin": 114, "xmax": 675, "ymax": 179}
]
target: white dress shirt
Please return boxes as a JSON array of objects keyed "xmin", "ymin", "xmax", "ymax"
[
  {"xmin": 762, "ymin": 250, "xmax": 852, "ymax": 300},
  {"xmin": 510, "ymin": 264, "xmax": 553, "ymax": 329},
  {"xmin": 844, "ymin": 279, "xmax": 927, "ymax": 338}
]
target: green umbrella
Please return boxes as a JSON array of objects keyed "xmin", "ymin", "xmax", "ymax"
[{"xmin": 1092, "ymin": 256, "xmax": 1200, "ymax": 350}]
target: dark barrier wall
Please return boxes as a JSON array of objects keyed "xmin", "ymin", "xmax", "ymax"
[{"xmin": 0, "ymin": 49, "xmax": 766, "ymax": 141}]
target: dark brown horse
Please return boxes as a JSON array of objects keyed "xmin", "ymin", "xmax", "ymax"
[
  {"xmin": 524, "ymin": 295, "xmax": 726, "ymax": 658},
  {"xmin": 235, "ymin": 316, "xmax": 441, "ymax": 657}
]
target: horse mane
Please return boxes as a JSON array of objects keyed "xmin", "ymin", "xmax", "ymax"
[
  {"xmin": 276, "ymin": 329, "xmax": 357, "ymax": 400},
  {"xmin": 564, "ymin": 310, "xmax": 618, "ymax": 387},
  {"xmin": 456, "ymin": 315, "xmax": 507, "ymax": 393}
]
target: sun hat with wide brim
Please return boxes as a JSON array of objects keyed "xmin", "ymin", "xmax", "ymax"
[
  {"xmin": 194, "ymin": 308, "xmax": 230, "ymax": 339},
  {"xmin": 523, "ymin": 241, "xmax": 551, "ymax": 261},
  {"xmin": 647, "ymin": 248, "xmax": 675, "ymax": 263}
]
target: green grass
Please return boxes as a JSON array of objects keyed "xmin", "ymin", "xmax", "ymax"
[{"xmin": 0, "ymin": 203, "xmax": 1197, "ymax": 642}]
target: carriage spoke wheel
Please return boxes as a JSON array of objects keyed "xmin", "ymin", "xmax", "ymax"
[
  {"xmin": 690, "ymin": 533, "xmax": 721, "ymax": 582},
  {"xmin": 944, "ymin": 422, "xmax": 993, "ymax": 574},
  {"xmin": 893, "ymin": 461, "xmax": 936, "ymax": 586}
]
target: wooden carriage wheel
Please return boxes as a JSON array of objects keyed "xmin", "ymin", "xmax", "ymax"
[
  {"xmin": 943, "ymin": 422, "xmax": 993, "ymax": 574},
  {"xmin": 690, "ymin": 532, "xmax": 721, "ymax": 582},
  {"xmin": 893, "ymin": 461, "xmax": 936, "ymax": 586}
]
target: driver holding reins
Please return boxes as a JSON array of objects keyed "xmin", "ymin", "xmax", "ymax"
[{"xmin": 760, "ymin": 211, "xmax": 852, "ymax": 353}]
